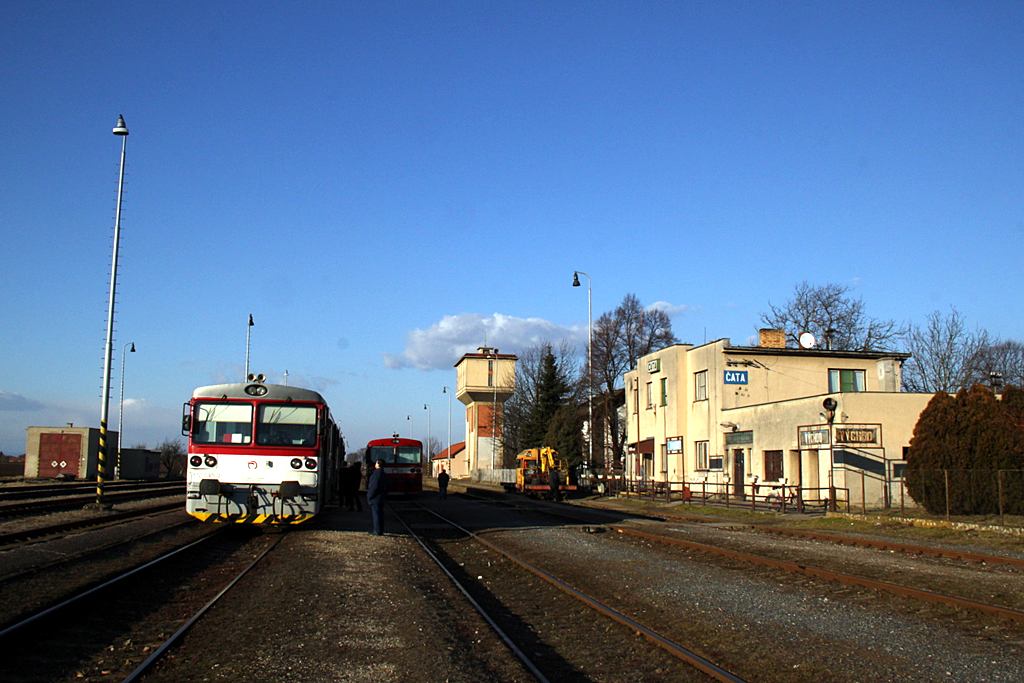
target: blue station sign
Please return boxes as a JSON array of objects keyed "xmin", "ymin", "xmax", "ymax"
[{"xmin": 724, "ymin": 370, "xmax": 748, "ymax": 385}]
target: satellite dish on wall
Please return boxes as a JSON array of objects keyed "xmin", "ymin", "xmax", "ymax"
[{"xmin": 798, "ymin": 331, "xmax": 817, "ymax": 349}]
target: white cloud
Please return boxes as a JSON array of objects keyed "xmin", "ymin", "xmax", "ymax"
[
  {"xmin": 647, "ymin": 301, "xmax": 694, "ymax": 317},
  {"xmin": 0, "ymin": 390, "xmax": 45, "ymax": 411},
  {"xmin": 384, "ymin": 313, "xmax": 583, "ymax": 370}
]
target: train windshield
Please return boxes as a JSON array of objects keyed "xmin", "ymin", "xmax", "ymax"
[
  {"xmin": 257, "ymin": 405, "xmax": 317, "ymax": 447},
  {"xmin": 368, "ymin": 445, "xmax": 422, "ymax": 464},
  {"xmin": 194, "ymin": 403, "xmax": 253, "ymax": 444}
]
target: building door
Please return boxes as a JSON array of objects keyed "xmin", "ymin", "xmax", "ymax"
[
  {"xmin": 38, "ymin": 433, "xmax": 82, "ymax": 478},
  {"xmin": 732, "ymin": 449, "xmax": 745, "ymax": 499}
]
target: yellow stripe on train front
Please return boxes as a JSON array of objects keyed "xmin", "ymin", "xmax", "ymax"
[{"xmin": 188, "ymin": 511, "xmax": 313, "ymax": 524}]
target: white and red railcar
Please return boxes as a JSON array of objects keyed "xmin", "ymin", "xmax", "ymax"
[{"xmin": 182, "ymin": 377, "xmax": 343, "ymax": 523}]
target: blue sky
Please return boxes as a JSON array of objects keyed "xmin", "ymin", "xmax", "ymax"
[{"xmin": 2, "ymin": 1, "xmax": 1023, "ymax": 456}]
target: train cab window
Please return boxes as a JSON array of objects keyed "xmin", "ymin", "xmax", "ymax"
[
  {"xmin": 195, "ymin": 403, "xmax": 253, "ymax": 445},
  {"xmin": 257, "ymin": 405, "xmax": 317, "ymax": 447},
  {"xmin": 395, "ymin": 446, "xmax": 421, "ymax": 464}
]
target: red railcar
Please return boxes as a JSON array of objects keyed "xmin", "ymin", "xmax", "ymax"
[
  {"xmin": 182, "ymin": 378, "xmax": 344, "ymax": 524},
  {"xmin": 364, "ymin": 435, "xmax": 423, "ymax": 494}
]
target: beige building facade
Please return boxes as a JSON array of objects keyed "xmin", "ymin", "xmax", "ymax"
[{"xmin": 623, "ymin": 330, "xmax": 932, "ymax": 509}]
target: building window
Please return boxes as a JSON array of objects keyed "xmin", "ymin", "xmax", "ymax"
[
  {"xmin": 646, "ymin": 382, "xmax": 653, "ymax": 409},
  {"xmin": 828, "ymin": 369, "xmax": 865, "ymax": 393},
  {"xmin": 488, "ymin": 360, "xmax": 494, "ymax": 387},
  {"xmin": 764, "ymin": 450, "xmax": 783, "ymax": 481},
  {"xmin": 695, "ymin": 440, "xmax": 709, "ymax": 470},
  {"xmin": 694, "ymin": 370, "xmax": 707, "ymax": 401},
  {"xmin": 660, "ymin": 378, "xmax": 668, "ymax": 406}
]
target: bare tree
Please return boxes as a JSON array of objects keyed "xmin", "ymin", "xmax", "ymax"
[
  {"xmin": 423, "ymin": 435, "xmax": 443, "ymax": 460},
  {"xmin": 590, "ymin": 294, "xmax": 678, "ymax": 468},
  {"xmin": 760, "ymin": 281, "xmax": 903, "ymax": 351},
  {"xmin": 969, "ymin": 339, "xmax": 1024, "ymax": 390},
  {"xmin": 158, "ymin": 438, "xmax": 187, "ymax": 479},
  {"xmin": 902, "ymin": 308, "xmax": 990, "ymax": 393}
]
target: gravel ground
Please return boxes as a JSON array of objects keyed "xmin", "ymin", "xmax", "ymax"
[
  {"xmin": 142, "ymin": 506, "xmax": 533, "ymax": 683},
  {"xmin": 486, "ymin": 517, "xmax": 1024, "ymax": 682}
]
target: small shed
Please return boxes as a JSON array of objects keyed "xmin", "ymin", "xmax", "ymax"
[{"xmin": 24, "ymin": 424, "xmax": 119, "ymax": 480}]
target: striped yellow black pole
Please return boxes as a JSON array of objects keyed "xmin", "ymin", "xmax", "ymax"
[{"xmin": 97, "ymin": 420, "xmax": 107, "ymax": 505}]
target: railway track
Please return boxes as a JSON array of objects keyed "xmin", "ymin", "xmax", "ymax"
[
  {"xmin": 0, "ymin": 526, "xmax": 277, "ymax": 683},
  {"xmin": 0, "ymin": 482, "xmax": 185, "ymax": 518},
  {"xmin": 392, "ymin": 500, "xmax": 748, "ymax": 683}
]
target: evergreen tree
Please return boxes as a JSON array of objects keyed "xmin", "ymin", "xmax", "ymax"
[{"xmin": 520, "ymin": 347, "xmax": 570, "ymax": 449}]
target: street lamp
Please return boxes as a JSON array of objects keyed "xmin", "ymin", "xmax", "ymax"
[
  {"xmin": 423, "ymin": 403, "xmax": 431, "ymax": 471},
  {"xmin": 407, "ymin": 414, "xmax": 414, "ymax": 441},
  {"xmin": 97, "ymin": 115, "xmax": 129, "ymax": 508},
  {"xmin": 442, "ymin": 386, "xmax": 452, "ymax": 474},
  {"xmin": 245, "ymin": 314, "xmax": 254, "ymax": 380},
  {"xmin": 572, "ymin": 271, "xmax": 594, "ymax": 480},
  {"xmin": 117, "ymin": 341, "xmax": 135, "ymax": 479}
]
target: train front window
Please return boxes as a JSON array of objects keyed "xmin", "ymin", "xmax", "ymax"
[
  {"xmin": 395, "ymin": 446, "xmax": 421, "ymax": 464},
  {"xmin": 257, "ymin": 405, "xmax": 317, "ymax": 447},
  {"xmin": 194, "ymin": 403, "xmax": 253, "ymax": 444}
]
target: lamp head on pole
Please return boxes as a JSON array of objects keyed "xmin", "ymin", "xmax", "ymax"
[
  {"xmin": 129, "ymin": 343, "xmax": 135, "ymax": 353},
  {"xmin": 113, "ymin": 115, "xmax": 129, "ymax": 136},
  {"xmin": 572, "ymin": 272, "xmax": 581, "ymax": 287}
]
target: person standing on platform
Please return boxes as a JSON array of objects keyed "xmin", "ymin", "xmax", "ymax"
[
  {"xmin": 366, "ymin": 459, "xmax": 390, "ymax": 535},
  {"xmin": 548, "ymin": 467, "xmax": 561, "ymax": 502},
  {"xmin": 437, "ymin": 467, "xmax": 450, "ymax": 500},
  {"xmin": 344, "ymin": 461, "xmax": 362, "ymax": 511}
]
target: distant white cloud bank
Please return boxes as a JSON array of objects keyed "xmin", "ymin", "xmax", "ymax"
[{"xmin": 384, "ymin": 313, "xmax": 583, "ymax": 370}]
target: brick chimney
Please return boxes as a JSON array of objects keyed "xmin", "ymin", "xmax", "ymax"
[{"xmin": 758, "ymin": 328, "xmax": 787, "ymax": 349}]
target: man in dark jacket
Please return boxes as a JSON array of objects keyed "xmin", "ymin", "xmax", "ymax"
[
  {"xmin": 437, "ymin": 467, "xmax": 450, "ymax": 500},
  {"xmin": 548, "ymin": 467, "xmax": 561, "ymax": 502},
  {"xmin": 366, "ymin": 459, "xmax": 390, "ymax": 535}
]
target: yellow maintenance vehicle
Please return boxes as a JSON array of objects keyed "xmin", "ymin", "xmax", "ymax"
[{"xmin": 503, "ymin": 446, "xmax": 576, "ymax": 496}]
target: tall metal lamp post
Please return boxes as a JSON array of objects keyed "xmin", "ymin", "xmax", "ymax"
[
  {"xmin": 245, "ymin": 314, "xmax": 254, "ymax": 379},
  {"xmin": 96, "ymin": 115, "xmax": 129, "ymax": 507},
  {"xmin": 572, "ymin": 271, "xmax": 594, "ymax": 481},
  {"xmin": 442, "ymin": 386, "xmax": 452, "ymax": 473},
  {"xmin": 117, "ymin": 341, "xmax": 135, "ymax": 479},
  {"xmin": 423, "ymin": 403, "xmax": 431, "ymax": 472}
]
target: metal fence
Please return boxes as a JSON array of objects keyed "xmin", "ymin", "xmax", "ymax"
[
  {"xmin": 903, "ymin": 469, "xmax": 1024, "ymax": 524},
  {"xmin": 578, "ymin": 473, "xmax": 848, "ymax": 514}
]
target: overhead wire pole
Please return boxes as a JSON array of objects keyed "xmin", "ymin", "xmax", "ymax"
[{"xmin": 96, "ymin": 115, "xmax": 129, "ymax": 508}]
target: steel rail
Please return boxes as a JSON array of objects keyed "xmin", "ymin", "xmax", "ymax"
[
  {"xmin": 411, "ymin": 504, "xmax": 749, "ymax": 683},
  {"xmin": 0, "ymin": 484, "xmax": 185, "ymax": 517},
  {"xmin": 121, "ymin": 534, "xmax": 283, "ymax": 682},
  {"xmin": 391, "ymin": 506, "xmax": 552, "ymax": 683},
  {"xmin": 750, "ymin": 524, "xmax": 1024, "ymax": 569},
  {"xmin": 577, "ymin": 499, "xmax": 1024, "ymax": 570},
  {"xmin": 0, "ymin": 480, "xmax": 182, "ymax": 501},
  {"xmin": 0, "ymin": 527, "xmax": 228, "ymax": 640},
  {"xmin": 0, "ymin": 501, "xmax": 184, "ymax": 548},
  {"xmin": 615, "ymin": 526, "xmax": 1024, "ymax": 625}
]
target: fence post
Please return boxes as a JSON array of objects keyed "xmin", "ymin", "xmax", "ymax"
[
  {"xmin": 751, "ymin": 482, "xmax": 756, "ymax": 511},
  {"xmin": 944, "ymin": 469, "xmax": 950, "ymax": 522},
  {"xmin": 861, "ymin": 470, "xmax": 866, "ymax": 514},
  {"xmin": 900, "ymin": 479, "xmax": 904, "ymax": 516}
]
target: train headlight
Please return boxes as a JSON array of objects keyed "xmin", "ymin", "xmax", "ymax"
[
  {"xmin": 190, "ymin": 455, "xmax": 202, "ymax": 467},
  {"xmin": 304, "ymin": 458, "xmax": 317, "ymax": 470},
  {"xmin": 290, "ymin": 458, "xmax": 303, "ymax": 470},
  {"xmin": 204, "ymin": 455, "xmax": 218, "ymax": 468}
]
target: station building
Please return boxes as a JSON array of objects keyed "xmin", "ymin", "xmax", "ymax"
[{"xmin": 623, "ymin": 329, "xmax": 933, "ymax": 509}]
